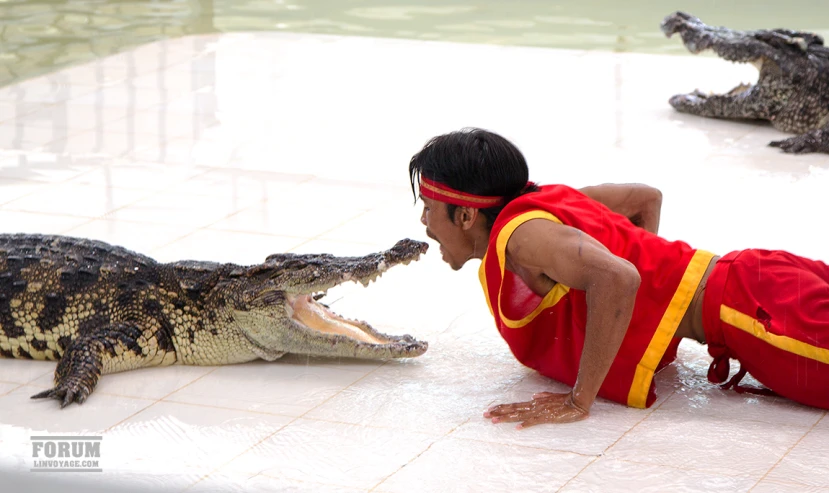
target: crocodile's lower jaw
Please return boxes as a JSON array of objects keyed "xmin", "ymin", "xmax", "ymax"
[{"xmin": 287, "ymin": 293, "xmax": 390, "ymax": 344}]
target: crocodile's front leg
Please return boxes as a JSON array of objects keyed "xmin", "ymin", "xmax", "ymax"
[
  {"xmin": 769, "ymin": 125, "xmax": 829, "ymax": 154},
  {"xmin": 31, "ymin": 323, "xmax": 176, "ymax": 408}
]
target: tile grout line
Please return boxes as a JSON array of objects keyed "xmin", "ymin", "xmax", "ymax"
[
  {"xmin": 182, "ymin": 360, "xmax": 398, "ymax": 492},
  {"xmin": 367, "ymin": 433, "xmax": 451, "ymax": 492},
  {"xmin": 438, "ymin": 433, "xmax": 601, "ymax": 459},
  {"xmin": 609, "ymin": 456, "xmax": 758, "ymax": 478},
  {"xmin": 747, "ymin": 410, "xmax": 827, "ymax": 492},
  {"xmin": 104, "ymin": 360, "xmax": 297, "ymax": 491},
  {"xmin": 749, "ymin": 478, "xmax": 829, "ymax": 492},
  {"xmin": 0, "ymin": 163, "xmax": 94, "ymax": 208},
  {"xmin": 552, "ymin": 391, "xmax": 677, "ymax": 492},
  {"xmin": 237, "ymin": 471, "xmax": 370, "ymax": 493},
  {"xmin": 287, "ymin": 209, "xmax": 372, "ymax": 253},
  {"xmin": 369, "ymin": 312, "xmax": 590, "ymax": 492},
  {"xmin": 654, "ymin": 406, "xmax": 827, "ymax": 431},
  {"xmin": 100, "ymin": 366, "xmax": 221, "ymax": 433},
  {"xmin": 114, "ymin": 167, "xmax": 265, "ymax": 253},
  {"xmin": 368, "ymin": 406, "xmax": 483, "ymax": 492},
  {"xmin": 280, "ymin": 312, "xmax": 483, "ymax": 491},
  {"xmin": 18, "ymin": 380, "xmax": 170, "ymax": 405},
  {"xmin": 155, "ymin": 396, "xmax": 445, "ymax": 432},
  {"xmin": 181, "ymin": 416, "xmax": 303, "ymax": 492},
  {"xmin": 555, "ymin": 456, "xmax": 602, "ymax": 493},
  {"xmin": 293, "ymin": 360, "xmax": 393, "ymax": 422},
  {"xmin": 595, "ymin": 388, "xmax": 676, "ymax": 454},
  {"xmin": 2, "ymin": 171, "xmax": 169, "ymax": 221},
  {"xmin": 145, "ymin": 173, "xmax": 320, "ymax": 256},
  {"xmin": 19, "ymin": 365, "xmax": 55, "ymax": 384},
  {"xmin": 564, "ymin": 386, "xmax": 827, "ymax": 481},
  {"xmin": 2, "ymin": 151, "xmax": 255, "ymax": 229},
  {"xmin": 0, "ymin": 382, "xmax": 24, "ymax": 397}
]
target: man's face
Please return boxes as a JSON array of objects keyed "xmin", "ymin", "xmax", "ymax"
[{"xmin": 420, "ymin": 196, "xmax": 470, "ymax": 271}]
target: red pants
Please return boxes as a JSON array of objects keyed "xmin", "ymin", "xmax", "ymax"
[{"xmin": 702, "ymin": 249, "xmax": 829, "ymax": 409}]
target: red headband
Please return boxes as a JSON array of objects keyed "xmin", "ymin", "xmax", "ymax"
[{"xmin": 419, "ymin": 176, "xmax": 505, "ymax": 208}]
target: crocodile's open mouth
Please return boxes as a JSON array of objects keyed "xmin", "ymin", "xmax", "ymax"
[
  {"xmin": 239, "ymin": 239, "xmax": 429, "ymax": 359},
  {"xmin": 287, "ymin": 293, "xmax": 391, "ymax": 344},
  {"xmin": 669, "ymin": 50, "xmax": 767, "ymax": 111},
  {"xmin": 689, "ymin": 47, "xmax": 766, "ymax": 98},
  {"xmin": 285, "ymin": 243, "xmax": 427, "ymax": 346}
]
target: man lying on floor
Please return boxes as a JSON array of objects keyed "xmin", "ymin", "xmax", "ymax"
[{"xmin": 408, "ymin": 127, "xmax": 829, "ymax": 428}]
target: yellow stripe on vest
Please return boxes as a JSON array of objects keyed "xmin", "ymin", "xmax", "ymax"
[
  {"xmin": 626, "ymin": 249, "xmax": 716, "ymax": 408},
  {"xmin": 479, "ymin": 211, "xmax": 571, "ymax": 329}
]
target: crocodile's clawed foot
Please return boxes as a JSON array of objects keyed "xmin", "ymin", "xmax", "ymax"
[
  {"xmin": 31, "ymin": 379, "xmax": 93, "ymax": 408},
  {"xmin": 769, "ymin": 128, "xmax": 829, "ymax": 154}
]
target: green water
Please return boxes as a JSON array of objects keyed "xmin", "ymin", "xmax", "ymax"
[{"xmin": 1, "ymin": 0, "xmax": 828, "ymax": 87}]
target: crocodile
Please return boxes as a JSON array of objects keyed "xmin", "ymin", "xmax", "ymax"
[
  {"xmin": 661, "ymin": 11, "xmax": 829, "ymax": 154},
  {"xmin": 0, "ymin": 234, "xmax": 429, "ymax": 408}
]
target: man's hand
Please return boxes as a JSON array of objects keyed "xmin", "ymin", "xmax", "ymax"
[{"xmin": 483, "ymin": 391, "xmax": 590, "ymax": 429}]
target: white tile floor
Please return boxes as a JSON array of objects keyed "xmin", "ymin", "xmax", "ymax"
[{"xmin": 0, "ymin": 31, "xmax": 828, "ymax": 493}]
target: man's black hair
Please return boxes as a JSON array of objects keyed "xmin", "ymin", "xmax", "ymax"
[{"xmin": 409, "ymin": 127, "xmax": 539, "ymax": 228}]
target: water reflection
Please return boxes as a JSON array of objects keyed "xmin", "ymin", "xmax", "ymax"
[
  {"xmin": 0, "ymin": 33, "xmax": 218, "ymax": 189},
  {"xmin": 2, "ymin": 0, "xmax": 828, "ymax": 87},
  {"xmin": 0, "ymin": 0, "xmax": 216, "ymax": 87}
]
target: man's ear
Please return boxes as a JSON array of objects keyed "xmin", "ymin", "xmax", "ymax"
[{"xmin": 454, "ymin": 206, "xmax": 479, "ymax": 231}]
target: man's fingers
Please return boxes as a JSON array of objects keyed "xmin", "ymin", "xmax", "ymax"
[
  {"xmin": 490, "ymin": 410, "xmax": 534, "ymax": 424},
  {"xmin": 486, "ymin": 393, "xmax": 566, "ymax": 417},
  {"xmin": 521, "ymin": 407, "xmax": 589, "ymax": 428},
  {"xmin": 516, "ymin": 417, "xmax": 545, "ymax": 430},
  {"xmin": 484, "ymin": 401, "xmax": 533, "ymax": 418}
]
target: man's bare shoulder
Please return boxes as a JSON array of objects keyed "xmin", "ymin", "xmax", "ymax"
[
  {"xmin": 503, "ymin": 214, "xmax": 628, "ymax": 295},
  {"xmin": 503, "ymin": 219, "xmax": 570, "ymax": 294},
  {"xmin": 506, "ymin": 218, "xmax": 575, "ymax": 268}
]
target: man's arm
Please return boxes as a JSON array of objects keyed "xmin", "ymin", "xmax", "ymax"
[
  {"xmin": 579, "ymin": 183, "xmax": 663, "ymax": 234},
  {"xmin": 484, "ymin": 218, "xmax": 640, "ymax": 427}
]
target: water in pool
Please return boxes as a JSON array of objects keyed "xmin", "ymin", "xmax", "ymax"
[{"xmin": 2, "ymin": 0, "xmax": 828, "ymax": 87}]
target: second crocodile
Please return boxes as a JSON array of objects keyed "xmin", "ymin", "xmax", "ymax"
[{"xmin": 661, "ymin": 11, "xmax": 829, "ymax": 154}]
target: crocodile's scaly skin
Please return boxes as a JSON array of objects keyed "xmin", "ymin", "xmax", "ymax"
[
  {"xmin": 0, "ymin": 234, "xmax": 428, "ymax": 408},
  {"xmin": 662, "ymin": 12, "xmax": 829, "ymax": 154}
]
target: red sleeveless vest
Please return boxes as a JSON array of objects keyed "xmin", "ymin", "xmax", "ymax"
[{"xmin": 479, "ymin": 184, "xmax": 715, "ymax": 408}]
